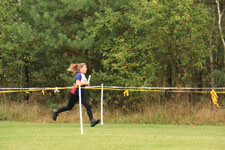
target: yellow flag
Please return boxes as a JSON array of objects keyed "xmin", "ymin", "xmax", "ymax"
[
  {"xmin": 123, "ymin": 90, "xmax": 129, "ymax": 97},
  {"xmin": 42, "ymin": 90, "xmax": 45, "ymax": 95},
  {"xmin": 210, "ymin": 90, "xmax": 220, "ymax": 109}
]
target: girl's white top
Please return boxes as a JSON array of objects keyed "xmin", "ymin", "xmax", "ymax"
[{"xmin": 81, "ymin": 74, "xmax": 87, "ymax": 83}]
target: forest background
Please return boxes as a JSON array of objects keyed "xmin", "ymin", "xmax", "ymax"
[{"xmin": 0, "ymin": 0, "xmax": 225, "ymax": 124}]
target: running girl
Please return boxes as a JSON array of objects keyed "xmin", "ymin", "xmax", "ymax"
[{"xmin": 52, "ymin": 63, "xmax": 100, "ymax": 127}]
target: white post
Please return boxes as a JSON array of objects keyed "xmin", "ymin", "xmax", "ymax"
[
  {"xmin": 88, "ymin": 75, "xmax": 91, "ymax": 82},
  {"xmin": 79, "ymin": 83, "xmax": 83, "ymax": 135},
  {"xmin": 101, "ymin": 83, "xmax": 104, "ymax": 125},
  {"xmin": 18, "ymin": 0, "xmax": 22, "ymax": 5}
]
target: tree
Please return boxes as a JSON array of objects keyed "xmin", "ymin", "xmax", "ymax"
[
  {"xmin": 11, "ymin": 0, "xmax": 101, "ymax": 88},
  {"xmin": 215, "ymin": 0, "xmax": 225, "ymax": 65},
  {"xmin": 0, "ymin": 0, "xmax": 216, "ymax": 109},
  {"xmin": 0, "ymin": 0, "xmax": 18, "ymax": 87},
  {"xmin": 88, "ymin": 0, "xmax": 212, "ymax": 109},
  {"xmin": 90, "ymin": 0, "xmax": 212, "ymax": 86}
]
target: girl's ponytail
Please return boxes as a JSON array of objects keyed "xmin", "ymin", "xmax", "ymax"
[{"xmin": 67, "ymin": 64, "xmax": 79, "ymax": 74}]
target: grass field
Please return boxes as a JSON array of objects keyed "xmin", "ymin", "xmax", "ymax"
[{"xmin": 0, "ymin": 122, "xmax": 224, "ymax": 150}]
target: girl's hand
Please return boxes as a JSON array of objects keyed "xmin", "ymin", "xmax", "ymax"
[{"xmin": 76, "ymin": 80, "xmax": 90, "ymax": 86}]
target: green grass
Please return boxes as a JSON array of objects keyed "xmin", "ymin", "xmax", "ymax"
[{"xmin": 0, "ymin": 122, "xmax": 225, "ymax": 150}]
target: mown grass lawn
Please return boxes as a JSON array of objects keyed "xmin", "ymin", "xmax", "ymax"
[{"xmin": 0, "ymin": 122, "xmax": 224, "ymax": 150}]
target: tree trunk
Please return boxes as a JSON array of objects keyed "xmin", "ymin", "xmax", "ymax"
[
  {"xmin": 25, "ymin": 62, "xmax": 30, "ymax": 100},
  {"xmin": 210, "ymin": 4, "xmax": 216, "ymax": 87},
  {"xmin": 215, "ymin": 0, "xmax": 225, "ymax": 66}
]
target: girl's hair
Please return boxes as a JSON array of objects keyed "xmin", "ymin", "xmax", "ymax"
[{"xmin": 67, "ymin": 63, "xmax": 86, "ymax": 74}]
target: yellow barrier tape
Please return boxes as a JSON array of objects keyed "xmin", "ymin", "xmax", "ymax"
[
  {"xmin": 0, "ymin": 87, "xmax": 215, "ymax": 94},
  {"xmin": 210, "ymin": 90, "xmax": 220, "ymax": 109},
  {"xmin": 0, "ymin": 87, "xmax": 72, "ymax": 94},
  {"xmin": 0, "ymin": 87, "xmax": 223, "ymax": 108},
  {"xmin": 83, "ymin": 87, "xmax": 210, "ymax": 93}
]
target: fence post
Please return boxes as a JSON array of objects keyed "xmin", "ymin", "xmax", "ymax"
[
  {"xmin": 101, "ymin": 83, "xmax": 104, "ymax": 125},
  {"xmin": 79, "ymin": 83, "xmax": 83, "ymax": 135}
]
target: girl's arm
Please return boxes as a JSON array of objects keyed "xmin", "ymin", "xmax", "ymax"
[{"xmin": 75, "ymin": 80, "xmax": 90, "ymax": 87}]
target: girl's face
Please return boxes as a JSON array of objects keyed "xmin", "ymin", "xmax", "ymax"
[{"xmin": 80, "ymin": 65, "xmax": 87, "ymax": 74}]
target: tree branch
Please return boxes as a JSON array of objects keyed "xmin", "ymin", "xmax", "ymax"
[
  {"xmin": 215, "ymin": 0, "xmax": 225, "ymax": 65},
  {"xmin": 222, "ymin": 9, "xmax": 225, "ymax": 17}
]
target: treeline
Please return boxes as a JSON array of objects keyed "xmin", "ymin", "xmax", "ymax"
[{"xmin": 0, "ymin": 0, "xmax": 225, "ymax": 109}]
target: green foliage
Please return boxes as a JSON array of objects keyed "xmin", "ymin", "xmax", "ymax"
[
  {"xmin": 0, "ymin": 0, "xmax": 19, "ymax": 87},
  {"xmin": 0, "ymin": 0, "xmax": 222, "ymax": 110},
  {"xmin": 92, "ymin": 0, "xmax": 212, "ymax": 86},
  {"xmin": 88, "ymin": 0, "xmax": 212, "ymax": 109},
  {"xmin": 212, "ymin": 69, "xmax": 225, "ymax": 87},
  {"xmin": 5, "ymin": 0, "xmax": 104, "ymax": 88}
]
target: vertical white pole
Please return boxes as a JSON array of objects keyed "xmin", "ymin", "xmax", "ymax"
[
  {"xmin": 88, "ymin": 75, "xmax": 91, "ymax": 82},
  {"xmin": 79, "ymin": 83, "xmax": 83, "ymax": 135},
  {"xmin": 18, "ymin": 0, "xmax": 22, "ymax": 5},
  {"xmin": 101, "ymin": 84, "xmax": 104, "ymax": 125}
]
